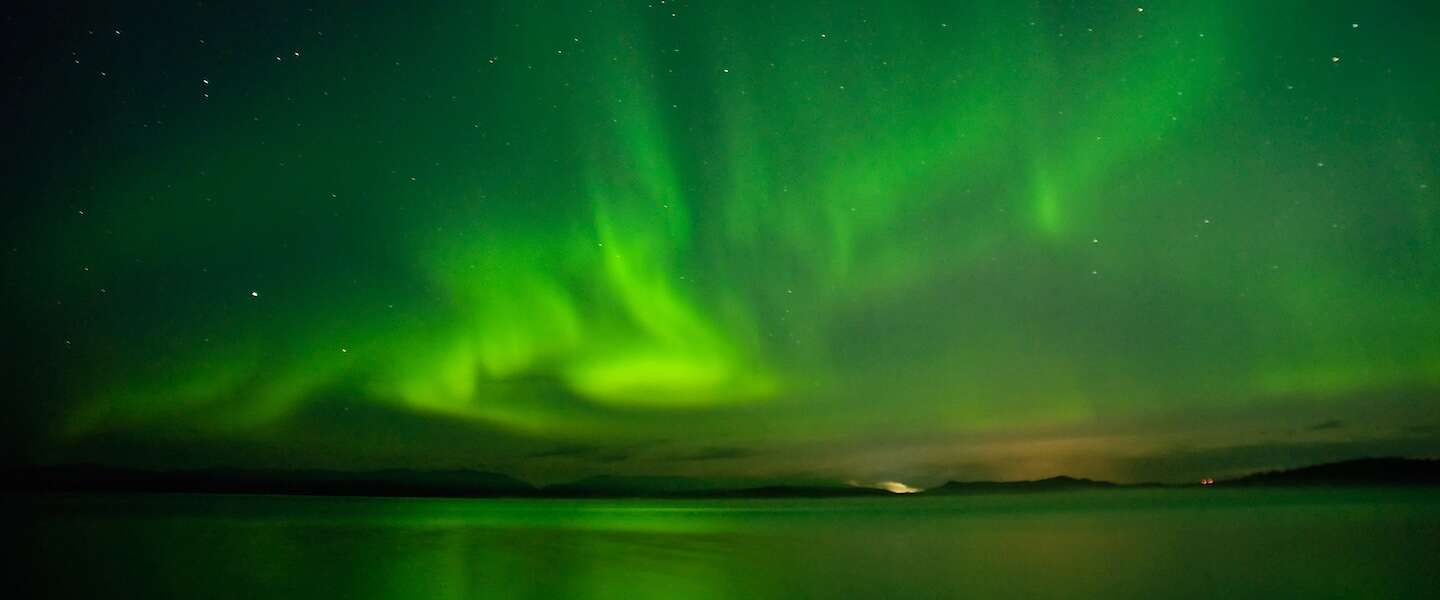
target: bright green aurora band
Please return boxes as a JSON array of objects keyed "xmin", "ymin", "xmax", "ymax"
[{"xmin": 5, "ymin": 1, "xmax": 1439, "ymax": 484}]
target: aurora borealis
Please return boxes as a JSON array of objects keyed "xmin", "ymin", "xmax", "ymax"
[{"xmin": 4, "ymin": 0, "xmax": 1438, "ymax": 485}]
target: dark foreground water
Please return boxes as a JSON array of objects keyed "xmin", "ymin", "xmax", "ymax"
[{"xmin": 15, "ymin": 489, "xmax": 1440, "ymax": 599}]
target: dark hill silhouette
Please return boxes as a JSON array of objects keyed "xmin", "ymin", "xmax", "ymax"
[
  {"xmin": 542, "ymin": 476, "xmax": 892, "ymax": 498},
  {"xmin": 924, "ymin": 458, "xmax": 1440, "ymax": 494},
  {"xmin": 7, "ymin": 465, "xmax": 885, "ymax": 498},
  {"xmin": 1218, "ymin": 457, "xmax": 1440, "ymax": 487},
  {"xmin": 542, "ymin": 475, "xmax": 727, "ymax": 497},
  {"xmin": 925, "ymin": 475, "xmax": 1118, "ymax": 495},
  {"xmin": 696, "ymin": 485, "xmax": 894, "ymax": 498},
  {"xmin": 8, "ymin": 457, "xmax": 1437, "ymax": 499}
]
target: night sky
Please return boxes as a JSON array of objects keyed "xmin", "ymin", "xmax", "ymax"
[{"xmin": 4, "ymin": 1, "xmax": 1438, "ymax": 485}]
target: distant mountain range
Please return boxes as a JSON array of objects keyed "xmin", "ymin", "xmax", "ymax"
[
  {"xmin": 925, "ymin": 475, "xmax": 1117, "ymax": 495},
  {"xmin": 538, "ymin": 475, "xmax": 891, "ymax": 498},
  {"xmin": 541, "ymin": 475, "xmax": 741, "ymax": 497},
  {"xmin": 1218, "ymin": 457, "xmax": 1440, "ymax": 487},
  {"xmin": 7, "ymin": 457, "xmax": 1437, "ymax": 499}
]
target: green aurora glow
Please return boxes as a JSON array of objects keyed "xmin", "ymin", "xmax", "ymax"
[{"xmin": 4, "ymin": 0, "xmax": 1439, "ymax": 484}]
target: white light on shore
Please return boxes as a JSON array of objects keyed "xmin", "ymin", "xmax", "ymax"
[{"xmin": 879, "ymin": 481, "xmax": 921, "ymax": 494}]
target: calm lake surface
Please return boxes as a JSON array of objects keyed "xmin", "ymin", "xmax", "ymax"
[{"xmin": 17, "ymin": 489, "xmax": 1440, "ymax": 599}]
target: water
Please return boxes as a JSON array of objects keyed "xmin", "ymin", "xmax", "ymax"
[{"xmin": 17, "ymin": 489, "xmax": 1440, "ymax": 599}]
